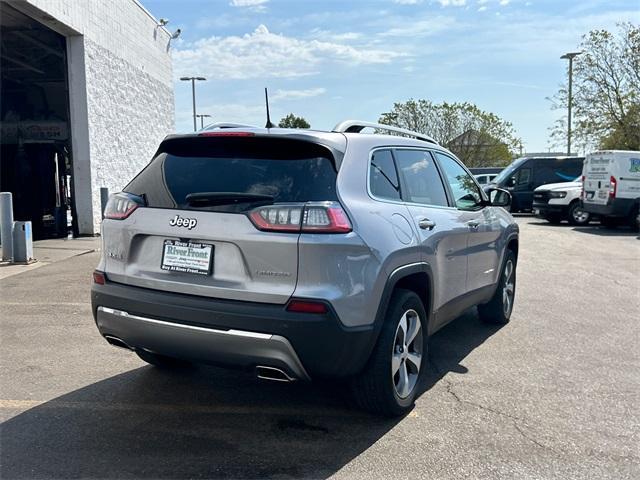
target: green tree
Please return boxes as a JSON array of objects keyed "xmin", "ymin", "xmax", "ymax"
[
  {"xmin": 278, "ymin": 113, "xmax": 310, "ymax": 129},
  {"xmin": 550, "ymin": 22, "xmax": 640, "ymax": 151},
  {"xmin": 379, "ymin": 100, "xmax": 521, "ymax": 167}
]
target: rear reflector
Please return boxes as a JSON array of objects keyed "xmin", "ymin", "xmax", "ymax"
[
  {"xmin": 93, "ymin": 271, "xmax": 106, "ymax": 285},
  {"xmin": 286, "ymin": 299, "xmax": 328, "ymax": 314},
  {"xmin": 248, "ymin": 202, "xmax": 352, "ymax": 233},
  {"xmin": 198, "ymin": 132, "xmax": 255, "ymax": 137}
]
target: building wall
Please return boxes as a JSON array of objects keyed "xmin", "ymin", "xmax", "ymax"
[{"xmin": 11, "ymin": 0, "xmax": 175, "ymax": 233}]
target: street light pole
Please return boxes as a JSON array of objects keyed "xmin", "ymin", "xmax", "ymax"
[
  {"xmin": 560, "ymin": 52, "xmax": 582, "ymax": 155},
  {"xmin": 180, "ymin": 76, "xmax": 206, "ymax": 131},
  {"xmin": 196, "ymin": 114, "xmax": 211, "ymax": 129}
]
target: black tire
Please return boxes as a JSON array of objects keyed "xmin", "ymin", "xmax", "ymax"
[
  {"xmin": 567, "ymin": 202, "xmax": 591, "ymax": 226},
  {"xmin": 600, "ymin": 216, "xmax": 619, "ymax": 229},
  {"xmin": 136, "ymin": 349, "xmax": 192, "ymax": 369},
  {"xmin": 350, "ymin": 289, "xmax": 428, "ymax": 417},
  {"xmin": 545, "ymin": 213, "xmax": 562, "ymax": 224},
  {"xmin": 629, "ymin": 205, "xmax": 640, "ymax": 232},
  {"xmin": 478, "ymin": 250, "xmax": 516, "ymax": 325}
]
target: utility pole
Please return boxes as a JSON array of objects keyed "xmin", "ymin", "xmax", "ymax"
[
  {"xmin": 560, "ymin": 52, "xmax": 582, "ymax": 155},
  {"xmin": 180, "ymin": 76, "xmax": 206, "ymax": 131}
]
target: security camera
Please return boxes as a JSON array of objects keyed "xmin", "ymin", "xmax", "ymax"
[
  {"xmin": 171, "ymin": 28, "xmax": 181, "ymax": 39},
  {"xmin": 158, "ymin": 18, "xmax": 169, "ymax": 26}
]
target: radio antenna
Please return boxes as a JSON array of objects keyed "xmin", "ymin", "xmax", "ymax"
[{"xmin": 264, "ymin": 87, "xmax": 274, "ymax": 128}]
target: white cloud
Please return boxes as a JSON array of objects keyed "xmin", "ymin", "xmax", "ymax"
[
  {"xmin": 272, "ymin": 88, "xmax": 326, "ymax": 101},
  {"xmin": 438, "ymin": 0, "xmax": 466, "ymax": 6},
  {"xmin": 174, "ymin": 25, "xmax": 404, "ymax": 80},
  {"xmin": 308, "ymin": 29, "xmax": 363, "ymax": 42},
  {"xmin": 379, "ymin": 15, "xmax": 457, "ymax": 37},
  {"xmin": 478, "ymin": 5, "xmax": 487, "ymax": 11},
  {"xmin": 392, "ymin": 0, "xmax": 423, "ymax": 4},
  {"xmin": 500, "ymin": 0, "xmax": 510, "ymax": 5},
  {"xmin": 230, "ymin": 0, "xmax": 268, "ymax": 7}
]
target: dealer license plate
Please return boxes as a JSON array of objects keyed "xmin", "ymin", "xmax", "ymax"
[{"xmin": 161, "ymin": 240, "xmax": 213, "ymax": 275}]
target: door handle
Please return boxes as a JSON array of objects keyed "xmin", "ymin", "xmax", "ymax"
[
  {"xmin": 467, "ymin": 220, "xmax": 480, "ymax": 229},
  {"xmin": 419, "ymin": 218, "xmax": 436, "ymax": 230}
]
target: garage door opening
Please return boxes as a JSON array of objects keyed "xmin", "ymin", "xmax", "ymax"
[{"xmin": 0, "ymin": 3, "xmax": 76, "ymax": 240}]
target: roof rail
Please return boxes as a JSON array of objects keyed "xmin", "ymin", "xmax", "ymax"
[
  {"xmin": 200, "ymin": 122, "xmax": 258, "ymax": 131},
  {"xmin": 332, "ymin": 120, "xmax": 437, "ymax": 144}
]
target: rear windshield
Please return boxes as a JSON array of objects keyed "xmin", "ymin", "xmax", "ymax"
[{"xmin": 125, "ymin": 137, "xmax": 338, "ymax": 212}]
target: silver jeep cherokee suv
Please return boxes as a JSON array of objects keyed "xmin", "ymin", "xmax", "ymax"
[{"xmin": 91, "ymin": 120, "xmax": 519, "ymax": 416}]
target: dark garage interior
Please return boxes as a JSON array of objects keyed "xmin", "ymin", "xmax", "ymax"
[{"xmin": 1, "ymin": 3, "xmax": 75, "ymax": 239}]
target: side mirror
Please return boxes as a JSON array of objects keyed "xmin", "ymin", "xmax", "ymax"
[{"xmin": 488, "ymin": 188, "xmax": 512, "ymax": 209}]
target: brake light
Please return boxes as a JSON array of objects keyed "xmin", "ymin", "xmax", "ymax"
[
  {"xmin": 198, "ymin": 132, "xmax": 255, "ymax": 137},
  {"xmin": 581, "ymin": 175, "xmax": 585, "ymax": 199},
  {"xmin": 104, "ymin": 193, "xmax": 144, "ymax": 220},
  {"xmin": 609, "ymin": 176, "xmax": 617, "ymax": 199},
  {"xmin": 93, "ymin": 271, "xmax": 106, "ymax": 285},
  {"xmin": 286, "ymin": 299, "xmax": 328, "ymax": 314},
  {"xmin": 248, "ymin": 202, "xmax": 352, "ymax": 233}
]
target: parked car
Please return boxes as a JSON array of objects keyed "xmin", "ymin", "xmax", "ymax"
[
  {"xmin": 488, "ymin": 156, "xmax": 584, "ymax": 212},
  {"xmin": 532, "ymin": 177, "xmax": 591, "ymax": 225},
  {"xmin": 470, "ymin": 167, "xmax": 502, "ymax": 186},
  {"xmin": 582, "ymin": 150, "xmax": 640, "ymax": 230},
  {"xmin": 474, "ymin": 173, "xmax": 498, "ymax": 185},
  {"xmin": 91, "ymin": 121, "xmax": 519, "ymax": 416}
]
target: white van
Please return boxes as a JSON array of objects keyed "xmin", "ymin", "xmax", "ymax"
[{"xmin": 582, "ymin": 150, "xmax": 640, "ymax": 229}]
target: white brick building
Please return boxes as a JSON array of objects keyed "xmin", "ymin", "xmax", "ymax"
[{"xmin": 0, "ymin": 0, "xmax": 174, "ymax": 237}]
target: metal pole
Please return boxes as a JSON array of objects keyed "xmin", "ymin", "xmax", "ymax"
[
  {"xmin": 567, "ymin": 57, "xmax": 573, "ymax": 156},
  {"xmin": 0, "ymin": 192, "xmax": 14, "ymax": 261},
  {"xmin": 200, "ymin": 116, "xmax": 204, "ymax": 129},
  {"xmin": 191, "ymin": 78, "xmax": 197, "ymax": 132}
]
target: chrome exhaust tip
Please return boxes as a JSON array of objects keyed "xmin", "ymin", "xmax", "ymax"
[
  {"xmin": 104, "ymin": 335, "xmax": 134, "ymax": 351},
  {"xmin": 256, "ymin": 365, "xmax": 296, "ymax": 382}
]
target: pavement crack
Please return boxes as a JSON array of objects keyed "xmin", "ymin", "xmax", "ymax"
[{"xmin": 431, "ymin": 356, "xmax": 558, "ymax": 455}]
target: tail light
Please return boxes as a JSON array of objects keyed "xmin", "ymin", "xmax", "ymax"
[
  {"xmin": 609, "ymin": 176, "xmax": 617, "ymax": 199},
  {"xmin": 580, "ymin": 175, "xmax": 585, "ymax": 199},
  {"xmin": 104, "ymin": 192, "xmax": 144, "ymax": 220},
  {"xmin": 248, "ymin": 202, "xmax": 352, "ymax": 233}
]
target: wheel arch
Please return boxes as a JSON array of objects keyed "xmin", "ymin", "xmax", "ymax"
[{"xmin": 369, "ymin": 262, "xmax": 434, "ymax": 347}]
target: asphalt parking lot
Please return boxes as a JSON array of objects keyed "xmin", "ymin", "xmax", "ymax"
[{"xmin": 1, "ymin": 216, "xmax": 638, "ymax": 479}]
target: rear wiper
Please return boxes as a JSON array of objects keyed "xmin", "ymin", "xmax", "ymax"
[{"xmin": 185, "ymin": 192, "xmax": 275, "ymax": 206}]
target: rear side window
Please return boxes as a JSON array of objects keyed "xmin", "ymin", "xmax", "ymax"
[
  {"xmin": 125, "ymin": 137, "xmax": 338, "ymax": 211},
  {"xmin": 370, "ymin": 149, "xmax": 401, "ymax": 200},
  {"xmin": 395, "ymin": 149, "xmax": 448, "ymax": 207}
]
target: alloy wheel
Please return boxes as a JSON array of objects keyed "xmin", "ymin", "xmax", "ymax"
[
  {"xmin": 392, "ymin": 309, "xmax": 423, "ymax": 399},
  {"xmin": 503, "ymin": 259, "xmax": 515, "ymax": 316}
]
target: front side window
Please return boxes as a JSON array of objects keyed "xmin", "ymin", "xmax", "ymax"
[
  {"xmin": 433, "ymin": 152, "xmax": 483, "ymax": 210},
  {"xmin": 516, "ymin": 168, "xmax": 531, "ymax": 190},
  {"xmin": 394, "ymin": 149, "xmax": 448, "ymax": 207},
  {"xmin": 369, "ymin": 149, "xmax": 401, "ymax": 200}
]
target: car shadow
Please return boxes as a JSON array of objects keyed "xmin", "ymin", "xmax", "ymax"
[
  {"xmin": 571, "ymin": 224, "xmax": 639, "ymax": 237},
  {"xmin": 0, "ymin": 309, "xmax": 500, "ymax": 479}
]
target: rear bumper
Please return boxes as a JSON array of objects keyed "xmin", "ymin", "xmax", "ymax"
[
  {"xmin": 96, "ymin": 306, "xmax": 310, "ymax": 380},
  {"xmin": 91, "ymin": 281, "xmax": 376, "ymax": 379},
  {"xmin": 583, "ymin": 198, "xmax": 635, "ymax": 218}
]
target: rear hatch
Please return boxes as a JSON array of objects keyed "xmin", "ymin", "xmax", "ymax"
[
  {"xmin": 583, "ymin": 153, "xmax": 612, "ymax": 205},
  {"xmin": 102, "ymin": 134, "xmax": 340, "ymax": 304}
]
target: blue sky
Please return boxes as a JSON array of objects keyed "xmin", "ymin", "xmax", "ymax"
[{"xmin": 143, "ymin": 0, "xmax": 639, "ymax": 152}]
